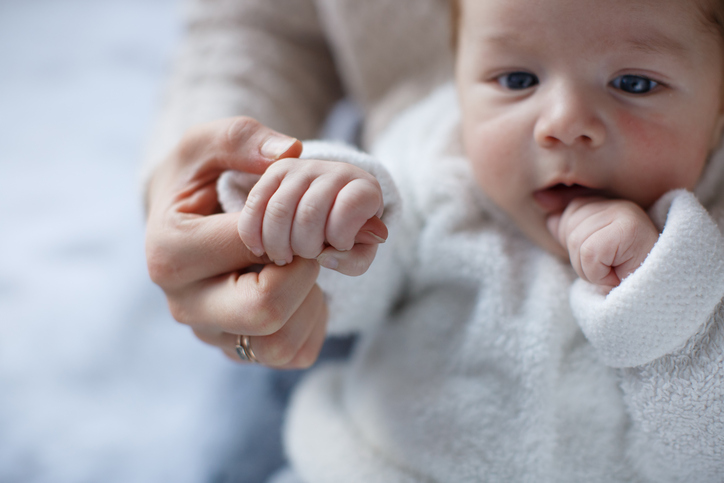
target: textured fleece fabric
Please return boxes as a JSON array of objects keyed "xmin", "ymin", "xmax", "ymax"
[{"xmin": 219, "ymin": 84, "xmax": 724, "ymax": 483}]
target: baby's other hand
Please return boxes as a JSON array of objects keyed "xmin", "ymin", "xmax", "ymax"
[
  {"xmin": 547, "ymin": 198, "xmax": 659, "ymax": 290},
  {"xmin": 237, "ymin": 158, "xmax": 387, "ymax": 275}
]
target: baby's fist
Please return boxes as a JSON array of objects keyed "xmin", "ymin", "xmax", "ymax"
[
  {"xmin": 237, "ymin": 158, "xmax": 387, "ymax": 275},
  {"xmin": 547, "ymin": 198, "xmax": 659, "ymax": 289}
]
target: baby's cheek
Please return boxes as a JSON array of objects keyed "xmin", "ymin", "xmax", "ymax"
[
  {"xmin": 614, "ymin": 109, "xmax": 705, "ymax": 201},
  {"xmin": 615, "ymin": 109, "xmax": 674, "ymax": 163},
  {"xmin": 467, "ymin": 126, "xmax": 521, "ymax": 196}
]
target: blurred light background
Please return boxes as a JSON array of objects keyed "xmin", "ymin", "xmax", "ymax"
[{"xmin": 0, "ymin": 1, "xmax": 279, "ymax": 481}]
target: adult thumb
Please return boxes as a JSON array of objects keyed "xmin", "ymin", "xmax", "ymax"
[
  {"xmin": 175, "ymin": 116, "xmax": 303, "ymax": 178},
  {"xmin": 224, "ymin": 116, "xmax": 303, "ymax": 174}
]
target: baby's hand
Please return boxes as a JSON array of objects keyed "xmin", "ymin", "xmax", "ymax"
[
  {"xmin": 237, "ymin": 158, "xmax": 387, "ymax": 275},
  {"xmin": 547, "ymin": 198, "xmax": 659, "ymax": 289}
]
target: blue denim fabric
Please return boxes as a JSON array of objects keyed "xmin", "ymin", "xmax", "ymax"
[{"xmin": 208, "ymin": 336, "xmax": 355, "ymax": 483}]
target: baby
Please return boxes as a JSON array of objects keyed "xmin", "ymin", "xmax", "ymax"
[{"xmin": 221, "ymin": 0, "xmax": 724, "ymax": 481}]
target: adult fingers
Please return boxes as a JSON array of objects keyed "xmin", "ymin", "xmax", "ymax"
[
  {"xmin": 146, "ymin": 116, "xmax": 304, "ymax": 289},
  {"xmin": 165, "ymin": 257, "xmax": 321, "ymax": 335},
  {"xmin": 147, "ymin": 116, "xmax": 302, "ymax": 214},
  {"xmin": 249, "ymin": 283, "xmax": 328, "ymax": 368},
  {"xmin": 146, "ymin": 211, "xmax": 268, "ymax": 291},
  {"xmin": 278, "ymin": 304, "xmax": 329, "ymax": 369},
  {"xmin": 196, "ymin": 284, "xmax": 328, "ymax": 369}
]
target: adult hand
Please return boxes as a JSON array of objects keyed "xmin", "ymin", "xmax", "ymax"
[{"xmin": 145, "ymin": 117, "xmax": 327, "ymax": 368}]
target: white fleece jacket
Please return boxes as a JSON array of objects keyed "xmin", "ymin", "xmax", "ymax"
[{"xmin": 220, "ymin": 84, "xmax": 724, "ymax": 483}]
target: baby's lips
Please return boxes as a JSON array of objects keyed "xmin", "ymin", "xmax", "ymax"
[
  {"xmin": 354, "ymin": 216, "xmax": 388, "ymax": 245},
  {"xmin": 533, "ymin": 184, "xmax": 604, "ymax": 214}
]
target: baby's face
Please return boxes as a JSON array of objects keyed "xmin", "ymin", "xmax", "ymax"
[{"xmin": 456, "ymin": 0, "xmax": 724, "ymax": 257}]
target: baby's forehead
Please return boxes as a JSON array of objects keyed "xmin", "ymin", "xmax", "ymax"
[{"xmin": 457, "ymin": 0, "xmax": 716, "ymax": 56}]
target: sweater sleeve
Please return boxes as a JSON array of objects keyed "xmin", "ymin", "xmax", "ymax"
[
  {"xmin": 570, "ymin": 189, "xmax": 724, "ymax": 481},
  {"xmin": 217, "ymin": 140, "xmax": 409, "ymax": 336},
  {"xmin": 141, "ymin": 0, "xmax": 343, "ymax": 190}
]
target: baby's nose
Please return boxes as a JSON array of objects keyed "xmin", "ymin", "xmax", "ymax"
[{"xmin": 534, "ymin": 85, "xmax": 606, "ymax": 149}]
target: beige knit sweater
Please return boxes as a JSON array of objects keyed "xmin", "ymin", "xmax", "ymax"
[{"xmin": 143, "ymin": 0, "xmax": 454, "ymax": 182}]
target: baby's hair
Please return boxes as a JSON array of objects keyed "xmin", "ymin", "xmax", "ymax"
[
  {"xmin": 448, "ymin": 0, "xmax": 724, "ymax": 48},
  {"xmin": 703, "ymin": 0, "xmax": 724, "ymax": 39}
]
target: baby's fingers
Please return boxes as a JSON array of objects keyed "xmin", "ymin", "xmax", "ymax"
[
  {"xmin": 290, "ymin": 176, "xmax": 345, "ymax": 259},
  {"xmin": 326, "ymin": 178, "xmax": 384, "ymax": 251},
  {"xmin": 317, "ymin": 243, "xmax": 380, "ymax": 276},
  {"xmin": 238, "ymin": 173, "xmax": 283, "ymax": 258},
  {"xmin": 354, "ymin": 216, "xmax": 388, "ymax": 245}
]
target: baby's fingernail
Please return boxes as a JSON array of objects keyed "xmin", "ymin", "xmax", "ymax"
[
  {"xmin": 317, "ymin": 253, "xmax": 339, "ymax": 270},
  {"xmin": 273, "ymin": 259, "xmax": 288, "ymax": 267},
  {"xmin": 244, "ymin": 243, "xmax": 265, "ymax": 258},
  {"xmin": 358, "ymin": 230, "xmax": 386, "ymax": 244},
  {"xmin": 261, "ymin": 137, "xmax": 297, "ymax": 160}
]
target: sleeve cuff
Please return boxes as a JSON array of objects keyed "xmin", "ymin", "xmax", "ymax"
[{"xmin": 570, "ymin": 190, "xmax": 724, "ymax": 367}]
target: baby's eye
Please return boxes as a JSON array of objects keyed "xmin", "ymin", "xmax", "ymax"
[
  {"xmin": 610, "ymin": 75, "xmax": 659, "ymax": 94},
  {"xmin": 497, "ymin": 72, "xmax": 539, "ymax": 90}
]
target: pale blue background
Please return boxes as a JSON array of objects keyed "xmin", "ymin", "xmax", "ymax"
[{"xmin": 0, "ymin": 1, "xmax": 290, "ymax": 481}]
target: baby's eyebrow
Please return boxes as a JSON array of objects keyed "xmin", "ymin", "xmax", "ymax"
[
  {"xmin": 619, "ymin": 32, "xmax": 688, "ymax": 57},
  {"xmin": 480, "ymin": 30, "xmax": 689, "ymax": 59}
]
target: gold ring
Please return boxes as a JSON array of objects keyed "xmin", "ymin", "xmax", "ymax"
[{"xmin": 235, "ymin": 335, "xmax": 259, "ymax": 363}]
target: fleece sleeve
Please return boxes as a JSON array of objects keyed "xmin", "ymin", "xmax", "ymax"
[
  {"xmin": 217, "ymin": 140, "xmax": 408, "ymax": 336},
  {"xmin": 570, "ymin": 189, "xmax": 724, "ymax": 482},
  {"xmin": 141, "ymin": 0, "xmax": 343, "ymax": 190}
]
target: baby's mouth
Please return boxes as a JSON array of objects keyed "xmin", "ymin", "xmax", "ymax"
[{"xmin": 532, "ymin": 183, "xmax": 605, "ymax": 214}]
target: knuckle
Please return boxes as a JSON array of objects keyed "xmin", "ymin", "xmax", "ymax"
[
  {"xmin": 244, "ymin": 290, "xmax": 285, "ymax": 335},
  {"xmin": 579, "ymin": 241, "xmax": 599, "ymax": 267},
  {"xmin": 567, "ymin": 229, "xmax": 587, "ymax": 253},
  {"xmin": 291, "ymin": 347, "xmax": 318, "ymax": 369},
  {"xmin": 167, "ymin": 298, "xmax": 193, "ymax": 325},
  {"xmin": 616, "ymin": 217, "xmax": 638, "ymax": 239},
  {"xmin": 295, "ymin": 198, "xmax": 326, "ymax": 226},
  {"xmin": 145, "ymin": 243, "xmax": 180, "ymax": 287},
  {"xmin": 265, "ymin": 198, "xmax": 294, "ymax": 223},
  {"xmin": 191, "ymin": 328, "xmax": 215, "ymax": 345},
  {"xmin": 176, "ymin": 125, "xmax": 205, "ymax": 162},
  {"xmin": 223, "ymin": 117, "xmax": 259, "ymax": 153},
  {"xmin": 242, "ymin": 191, "xmax": 263, "ymax": 213},
  {"xmin": 263, "ymin": 334, "xmax": 298, "ymax": 366}
]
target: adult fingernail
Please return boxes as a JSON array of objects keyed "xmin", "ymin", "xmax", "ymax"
[
  {"xmin": 261, "ymin": 137, "xmax": 297, "ymax": 160},
  {"xmin": 317, "ymin": 253, "xmax": 339, "ymax": 270}
]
